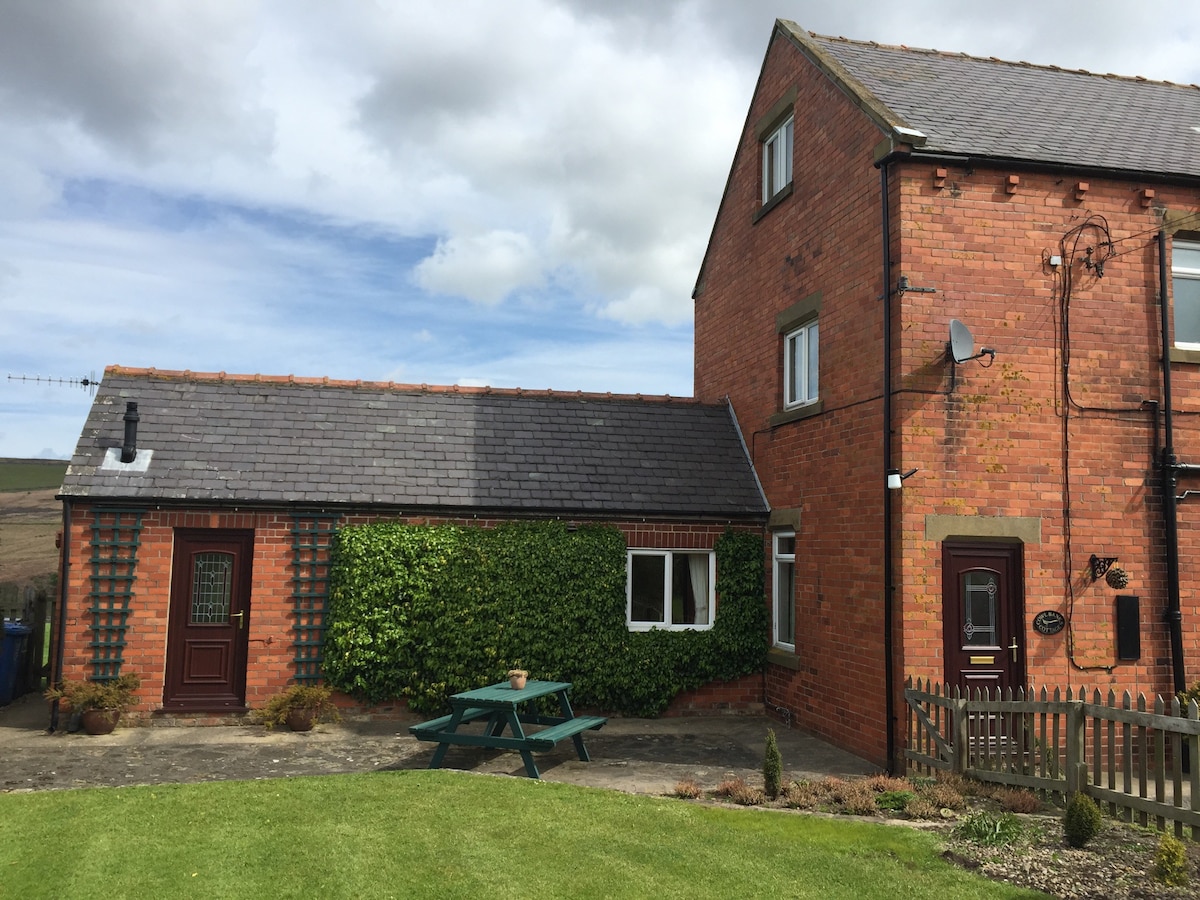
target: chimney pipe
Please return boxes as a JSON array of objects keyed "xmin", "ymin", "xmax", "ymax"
[{"xmin": 121, "ymin": 401, "xmax": 139, "ymax": 463}]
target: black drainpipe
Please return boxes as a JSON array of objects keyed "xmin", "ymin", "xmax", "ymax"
[
  {"xmin": 1157, "ymin": 229, "xmax": 1187, "ymax": 695},
  {"xmin": 880, "ymin": 161, "xmax": 896, "ymax": 773},
  {"xmin": 50, "ymin": 499, "xmax": 72, "ymax": 732}
]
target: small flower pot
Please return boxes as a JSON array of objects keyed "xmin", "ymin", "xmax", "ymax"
[
  {"xmin": 80, "ymin": 708, "xmax": 120, "ymax": 735},
  {"xmin": 509, "ymin": 673, "xmax": 527, "ymax": 690},
  {"xmin": 285, "ymin": 708, "xmax": 317, "ymax": 732}
]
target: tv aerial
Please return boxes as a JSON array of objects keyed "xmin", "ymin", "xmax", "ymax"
[
  {"xmin": 7, "ymin": 371, "xmax": 99, "ymax": 395},
  {"xmin": 946, "ymin": 320, "xmax": 995, "ymax": 391}
]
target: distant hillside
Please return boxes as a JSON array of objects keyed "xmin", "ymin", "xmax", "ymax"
[{"xmin": 0, "ymin": 459, "xmax": 68, "ymax": 492}]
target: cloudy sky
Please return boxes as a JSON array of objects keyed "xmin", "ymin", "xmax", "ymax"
[{"xmin": 2, "ymin": 0, "xmax": 1198, "ymax": 459}]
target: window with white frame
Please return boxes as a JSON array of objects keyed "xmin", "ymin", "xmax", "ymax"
[
  {"xmin": 761, "ymin": 115, "xmax": 793, "ymax": 204},
  {"xmin": 773, "ymin": 531, "xmax": 796, "ymax": 650},
  {"xmin": 784, "ymin": 319, "xmax": 819, "ymax": 408},
  {"xmin": 1174, "ymin": 240, "xmax": 1200, "ymax": 348},
  {"xmin": 627, "ymin": 550, "xmax": 715, "ymax": 630}
]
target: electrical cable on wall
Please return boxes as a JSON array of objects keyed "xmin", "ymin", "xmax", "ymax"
[{"xmin": 1054, "ymin": 214, "xmax": 1118, "ymax": 674}]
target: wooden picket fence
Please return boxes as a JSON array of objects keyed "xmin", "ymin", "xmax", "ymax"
[{"xmin": 905, "ymin": 677, "xmax": 1200, "ymax": 839}]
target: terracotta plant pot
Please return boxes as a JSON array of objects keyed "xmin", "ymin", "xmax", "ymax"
[
  {"xmin": 509, "ymin": 673, "xmax": 527, "ymax": 690},
  {"xmin": 80, "ymin": 708, "xmax": 120, "ymax": 735},
  {"xmin": 285, "ymin": 708, "xmax": 317, "ymax": 732}
]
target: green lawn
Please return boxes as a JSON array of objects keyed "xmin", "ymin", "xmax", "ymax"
[
  {"xmin": 0, "ymin": 459, "xmax": 67, "ymax": 491},
  {"xmin": 0, "ymin": 770, "xmax": 1040, "ymax": 899}
]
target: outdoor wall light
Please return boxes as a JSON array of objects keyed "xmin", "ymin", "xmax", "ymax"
[
  {"xmin": 887, "ymin": 468, "xmax": 918, "ymax": 490},
  {"xmin": 1089, "ymin": 554, "xmax": 1118, "ymax": 581}
]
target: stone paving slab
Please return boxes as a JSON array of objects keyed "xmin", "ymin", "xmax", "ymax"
[{"xmin": 0, "ymin": 692, "xmax": 878, "ymax": 795}]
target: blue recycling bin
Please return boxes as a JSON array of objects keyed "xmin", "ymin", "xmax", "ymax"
[{"xmin": 0, "ymin": 622, "xmax": 32, "ymax": 705}]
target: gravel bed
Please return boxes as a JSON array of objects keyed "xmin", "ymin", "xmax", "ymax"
[{"xmin": 939, "ymin": 814, "xmax": 1200, "ymax": 898}]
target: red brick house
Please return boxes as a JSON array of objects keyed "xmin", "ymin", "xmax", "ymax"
[
  {"xmin": 694, "ymin": 20, "xmax": 1200, "ymax": 767},
  {"xmin": 55, "ymin": 367, "xmax": 766, "ymax": 723}
]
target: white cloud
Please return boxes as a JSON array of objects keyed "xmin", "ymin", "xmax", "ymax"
[
  {"xmin": 2, "ymin": 0, "xmax": 1200, "ymax": 458},
  {"xmin": 413, "ymin": 231, "xmax": 543, "ymax": 305}
]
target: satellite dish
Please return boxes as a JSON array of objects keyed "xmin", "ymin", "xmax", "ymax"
[{"xmin": 949, "ymin": 319, "xmax": 975, "ymax": 364}]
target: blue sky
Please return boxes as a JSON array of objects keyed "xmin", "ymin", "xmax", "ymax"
[{"xmin": 2, "ymin": 0, "xmax": 1198, "ymax": 458}]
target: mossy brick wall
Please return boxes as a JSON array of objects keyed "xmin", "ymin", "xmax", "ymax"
[
  {"xmin": 893, "ymin": 163, "xmax": 1200, "ymax": 699},
  {"xmin": 59, "ymin": 504, "xmax": 760, "ymax": 718},
  {"xmin": 693, "ymin": 28, "xmax": 1200, "ymax": 767}
]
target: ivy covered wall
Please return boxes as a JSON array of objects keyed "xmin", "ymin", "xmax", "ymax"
[{"xmin": 322, "ymin": 521, "xmax": 766, "ymax": 716}]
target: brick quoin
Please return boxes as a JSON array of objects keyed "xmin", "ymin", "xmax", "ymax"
[
  {"xmin": 55, "ymin": 503, "xmax": 761, "ymax": 720},
  {"xmin": 694, "ymin": 27, "xmax": 1200, "ymax": 768}
]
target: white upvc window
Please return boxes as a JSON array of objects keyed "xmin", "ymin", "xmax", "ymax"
[
  {"xmin": 773, "ymin": 531, "xmax": 796, "ymax": 651},
  {"xmin": 784, "ymin": 319, "xmax": 819, "ymax": 408},
  {"xmin": 762, "ymin": 115, "xmax": 793, "ymax": 204},
  {"xmin": 627, "ymin": 550, "xmax": 715, "ymax": 631},
  {"xmin": 1173, "ymin": 240, "xmax": 1200, "ymax": 348}
]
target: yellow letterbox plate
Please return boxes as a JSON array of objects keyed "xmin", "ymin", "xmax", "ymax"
[{"xmin": 969, "ymin": 656, "xmax": 995, "ymax": 665}]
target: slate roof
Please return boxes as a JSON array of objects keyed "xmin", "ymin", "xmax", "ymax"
[
  {"xmin": 60, "ymin": 368, "xmax": 767, "ymax": 519},
  {"xmin": 779, "ymin": 20, "xmax": 1200, "ymax": 179}
]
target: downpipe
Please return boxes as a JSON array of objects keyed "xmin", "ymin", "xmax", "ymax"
[{"xmin": 1157, "ymin": 229, "xmax": 1187, "ymax": 695}]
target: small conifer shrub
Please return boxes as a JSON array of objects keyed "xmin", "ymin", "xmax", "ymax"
[
  {"xmin": 763, "ymin": 728, "xmax": 783, "ymax": 799},
  {"xmin": 1152, "ymin": 834, "xmax": 1190, "ymax": 887},
  {"xmin": 1063, "ymin": 792, "xmax": 1103, "ymax": 848}
]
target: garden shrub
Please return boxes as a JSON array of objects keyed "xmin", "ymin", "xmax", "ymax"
[
  {"xmin": 876, "ymin": 790, "xmax": 916, "ymax": 812},
  {"xmin": 953, "ymin": 811, "xmax": 1026, "ymax": 847},
  {"xmin": 322, "ymin": 522, "xmax": 766, "ymax": 715},
  {"xmin": 713, "ymin": 776, "xmax": 763, "ymax": 805},
  {"xmin": 917, "ymin": 781, "xmax": 967, "ymax": 811},
  {"xmin": 995, "ymin": 788, "xmax": 1042, "ymax": 814},
  {"xmin": 763, "ymin": 728, "xmax": 782, "ymax": 799},
  {"xmin": 1152, "ymin": 834, "xmax": 1190, "ymax": 887},
  {"xmin": 903, "ymin": 796, "xmax": 939, "ymax": 819},
  {"xmin": 672, "ymin": 778, "xmax": 703, "ymax": 799},
  {"xmin": 840, "ymin": 781, "xmax": 880, "ymax": 816},
  {"xmin": 1063, "ymin": 792, "xmax": 1103, "ymax": 848}
]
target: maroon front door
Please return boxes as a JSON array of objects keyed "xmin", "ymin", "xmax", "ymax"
[
  {"xmin": 164, "ymin": 530, "xmax": 253, "ymax": 710},
  {"xmin": 943, "ymin": 541, "xmax": 1025, "ymax": 694}
]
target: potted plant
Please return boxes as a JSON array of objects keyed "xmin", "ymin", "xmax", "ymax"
[
  {"xmin": 44, "ymin": 673, "xmax": 141, "ymax": 735},
  {"xmin": 260, "ymin": 684, "xmax": 341, "ymax": 732},
  {"xmin": 508, "ymin": 669, "xmax": 529, "ymax": 690}
]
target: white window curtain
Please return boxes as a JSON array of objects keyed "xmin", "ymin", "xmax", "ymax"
[{"xmin": 688, "ymin": 554, "xmax": 709, "ymax": 625}]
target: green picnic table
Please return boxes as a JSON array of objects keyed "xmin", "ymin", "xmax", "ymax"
[{"xmin": 409, "ymin": 679, "xmax": 607, "ymax": 779}]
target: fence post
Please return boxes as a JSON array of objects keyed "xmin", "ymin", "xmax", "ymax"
[
  {"xmin": 1066, "ymin": 695, "xmax": 1087, "ymax": 794},
  {"xmin": 952, "ymin": 685, "xmax": 968, "ymax": 775}
]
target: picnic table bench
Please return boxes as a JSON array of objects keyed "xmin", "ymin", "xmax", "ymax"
[{"xmin": 409, "ymin": 679, "xmax": 606, "ymax": 779}]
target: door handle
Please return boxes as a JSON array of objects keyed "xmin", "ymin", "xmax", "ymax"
[
  {"xmin": 230, "ymin": 611, "xmax": 245, "ymax": 630},
  {"xmin": 1009, "ymin": 637, "xmax": 1018, "ymax": 662}
]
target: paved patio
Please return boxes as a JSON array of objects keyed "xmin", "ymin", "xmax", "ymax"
[{"xmin": 0, "ymin": 691, "xmax": 878, "ymax": 794}]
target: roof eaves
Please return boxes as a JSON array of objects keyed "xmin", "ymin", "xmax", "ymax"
[
  {"xmin": 774, "ymin": 20, "xmax": 917, "ymax": 156},
  {"xmin": 904, "ymin": 149, "xmax": 1200, "ymax": 189}
]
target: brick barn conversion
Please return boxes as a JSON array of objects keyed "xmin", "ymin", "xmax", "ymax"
[
  {"xmin": 54, "ymin": 368, "xmax": 766, "ymax": 722},
  {"xmin": 52, "ymin": 19, "xmax": 1200, "ymax": 768}
]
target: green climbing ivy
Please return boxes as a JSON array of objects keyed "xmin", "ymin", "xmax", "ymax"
[{"xmin": 322, "ymin": 521, "xmax": 765, "ymax": 716}]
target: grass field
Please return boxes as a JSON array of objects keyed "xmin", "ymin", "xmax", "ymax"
[
  {"xmin": 0, "ymin": 459, "xmax": 67, "ymax": 492},
  {"xmin": 0, "ymin": 770, "xmax": 1041, "ymax": 899}
]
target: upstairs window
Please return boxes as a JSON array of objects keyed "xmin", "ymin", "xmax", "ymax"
[
  {"xmin": 762, "ymin": 115, "xmax": 793, "ymax": 204},
  {"xmin": 627, "ymin": 550, "xmax": 714, "ymax": 631},
  {"xmin": 1174, "ymin": 240, "xmax": 1200, "ymax": 348},
  {"xmin": 784, "ymin": 319, "xmax": 819, "ymax": 408}
]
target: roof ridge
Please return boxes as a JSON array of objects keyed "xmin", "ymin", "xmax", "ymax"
[
  {"xmin": 101, "ymin": 365, "xmax": 696, "ymax": 405},
  {"xmin": 806, "ymin": 30, "xmax": 1200, "ymax": 91}
]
